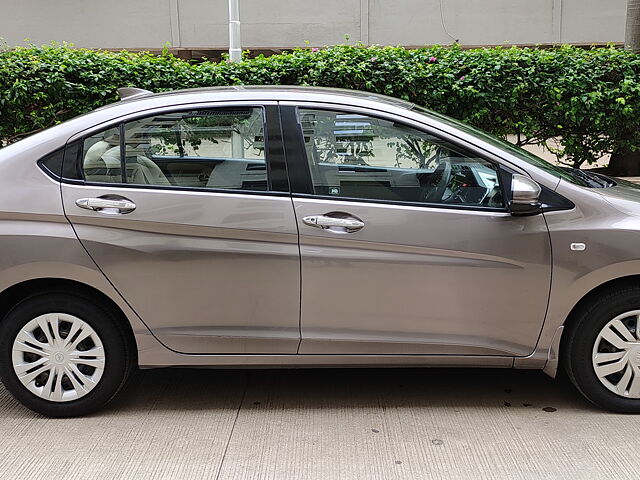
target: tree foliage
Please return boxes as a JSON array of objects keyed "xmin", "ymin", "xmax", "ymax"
[{"xmin": 1, "ymin": 43, "xmax": 640, "ymax": 167}]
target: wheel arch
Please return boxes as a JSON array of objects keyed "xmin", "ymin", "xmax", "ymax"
[
  {"xmin": 559, "ymin": 274, "xmax": 640, "ymax": 359},
  {"xmin": 0, "ymin": 278, "xmax": 138, "ymax": 362}
]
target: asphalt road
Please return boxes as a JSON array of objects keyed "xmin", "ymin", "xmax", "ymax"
[{"xmin": 0, "ymin": 367, "xmax": 635, "ymax": 480}]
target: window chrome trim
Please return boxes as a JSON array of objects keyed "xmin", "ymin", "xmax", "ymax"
[
  {"xmin": 61, "ymin": 178, "xmax": 292, "ymax": 198},
  {"xmin": 291, "ymin": 193, "xmax": 509, "ymax": 214}
]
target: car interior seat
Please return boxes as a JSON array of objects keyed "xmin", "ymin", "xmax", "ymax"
[
  {"xmin": 83, "ymin": 139, "xmax": 123, "ymax": 183},
  {"xmin": 125, "ymin": 152, "xmax": 171, "ymax": 186}
]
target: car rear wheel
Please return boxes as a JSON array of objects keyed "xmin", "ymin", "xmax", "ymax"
[
  {"xmin": 564, "ymin": 286, "xmax": 640, "ymax": 413},
  {"xmin": 0, "ymin": 292, "xmax": 133, "ymax": 417}
]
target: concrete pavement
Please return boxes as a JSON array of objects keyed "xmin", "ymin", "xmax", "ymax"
[{"xmin": 0, "ymin": 367, "xmax": 636, "ymax": 479}]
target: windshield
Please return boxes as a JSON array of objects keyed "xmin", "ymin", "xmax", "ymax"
[{"xmin": 411, "ymin": 105, "xmax": 614, "ymax": 188}]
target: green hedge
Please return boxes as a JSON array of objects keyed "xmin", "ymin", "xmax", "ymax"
[{"xmin": 1, "ymin": 43, "xmax": 640, "ymax": 168}]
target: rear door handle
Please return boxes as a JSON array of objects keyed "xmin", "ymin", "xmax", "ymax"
[
  {"xmin": 76, "ymin": 197, "xmax": 137, "ymax": 214},
  {"xmin": 302, "ymin": 215, "xmax": 364, "ymax": 232}
]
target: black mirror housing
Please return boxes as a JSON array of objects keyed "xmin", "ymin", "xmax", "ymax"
[{"xmin": 509, "ymin": 201, "xmax": 543, "ymax": 216}]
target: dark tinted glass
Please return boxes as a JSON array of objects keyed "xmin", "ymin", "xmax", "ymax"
[{"xmin": 37, "ymin": 148, "xmax": 64, "ymax": 178}]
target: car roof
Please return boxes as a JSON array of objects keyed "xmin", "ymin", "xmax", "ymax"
[
  {"xmin": 114, "ymin": 85, "xmax": 415, "ymax": 110},
  {"xmin": 0, "ymin": 83, "xmax": 566, "ymax": 191}
]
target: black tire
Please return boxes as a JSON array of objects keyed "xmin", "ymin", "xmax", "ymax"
[
  {"xmin": 563, "ymin": 285, "xmax": 640, "ymax": 413},
  {"xmin": 0, "ymin": 292, "xmax": 133, "ymax": 417}
]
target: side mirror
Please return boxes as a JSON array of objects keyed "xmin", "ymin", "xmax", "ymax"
[{"xmin": 509, "ymin": 174, "xmax": 542, "ymax": 216}]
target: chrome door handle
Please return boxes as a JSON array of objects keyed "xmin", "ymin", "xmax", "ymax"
[
  {"xmin": 76, "ymin": 197, "xmax": 137, "ymax": 214},
  {"xmin": 302, "ymin": 215, "xmax": 364, "ymax": 232}
]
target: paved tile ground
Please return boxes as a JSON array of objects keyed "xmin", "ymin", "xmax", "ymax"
[{"xmin": 0, "ymin": 367, "xmax": 636, "ymax": 480}]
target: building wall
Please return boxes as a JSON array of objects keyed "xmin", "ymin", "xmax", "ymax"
[{"xmin": 0, "ymin": 0, "xmax": 627, "ymax": 50}]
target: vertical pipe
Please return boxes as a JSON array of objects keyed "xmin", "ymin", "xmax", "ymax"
[
  {"xmin": 552, "ymin": 0, "xmax": 562, "ymax": 44},
  {"xmin": 169, "ymin": 0, "xmax": 181, "ymax": 49},
  {"xmin": 231, "ymin": 131, "xmax": 244, "ymax": 159},
  {"xmin": 360, "ymin": 0, "xmax": 369, "ymax": 45},
  {"xmin": 229, "ymin": 0, "xmax": 242, "ymax": 62}
]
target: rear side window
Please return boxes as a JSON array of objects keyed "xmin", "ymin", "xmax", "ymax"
[
  {"xmin": 38, "ymin": 148, "xmax": 65, "ymax": 178},
  {"xmin": 77, "ymin": 107, "xmax": 269, "ymax": 191}
]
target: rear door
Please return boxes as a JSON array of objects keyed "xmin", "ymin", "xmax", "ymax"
[
  {"xmin": 61, "ymin": 103, "xmax": 301, "ymax": 354},
  {"xmin": 282, "ymin": 104, "xmax": 552, "ymax": 357}
]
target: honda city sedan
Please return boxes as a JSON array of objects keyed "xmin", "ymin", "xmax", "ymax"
[{"xmin": 1, "ymin": 86, "xmax": 639, "ymax": 416}]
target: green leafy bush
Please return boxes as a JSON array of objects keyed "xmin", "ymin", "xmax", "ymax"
[{"xmin": 1, "ymin": 43, "xmax": 639, "ymax": 168}]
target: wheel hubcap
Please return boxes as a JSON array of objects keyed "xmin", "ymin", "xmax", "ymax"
[
  {"xmin": 11, "ymin": 313, "xmax": 106, "ymax": 402},
  {"xmin": 592, "ymin": 310, "xmax": 640, "ymax": 398}
]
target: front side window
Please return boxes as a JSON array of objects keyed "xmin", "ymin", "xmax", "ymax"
[
  {"xmin": 80, "ymin": 107, "xmax": 268, "ymax": 191},
  {"xmin": 299, "ymin": 108, "xmax": 504, "ymax": 208}
]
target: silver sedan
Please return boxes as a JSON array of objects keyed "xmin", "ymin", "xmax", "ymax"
[{"xmin": 0, "ymin": 86, "xmax": 638, "ymax": 416}]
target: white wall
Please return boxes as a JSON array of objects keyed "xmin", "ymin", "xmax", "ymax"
[{"xmin": 0, "ymin": 0, "xmax": 627, "ymax": 50}]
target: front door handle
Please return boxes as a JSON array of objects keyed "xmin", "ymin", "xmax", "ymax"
[
  {"xmin": 76, "ymin": 197, "xmax": 137, "ymax": 214},
  {"xmin": 302, "ymin": 214, "xmax": 364, "ymax": 232}
]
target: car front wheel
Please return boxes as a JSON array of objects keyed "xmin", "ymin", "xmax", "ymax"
[
  {"xmin": 0, "ymin": 292, "xmax": 133, "ymax": 417},
  {"xmin": 564, "ymin": 286, "xmax": 640, "ymax": 413}
]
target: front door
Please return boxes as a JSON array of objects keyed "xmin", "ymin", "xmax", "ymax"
[
  {"xmin": 61, "ymin": 104, "xmax": 300, "ymax": 354},
  {"xmin": 284, "ymin": 105, "xmax": 551, "ymax": 357}
]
